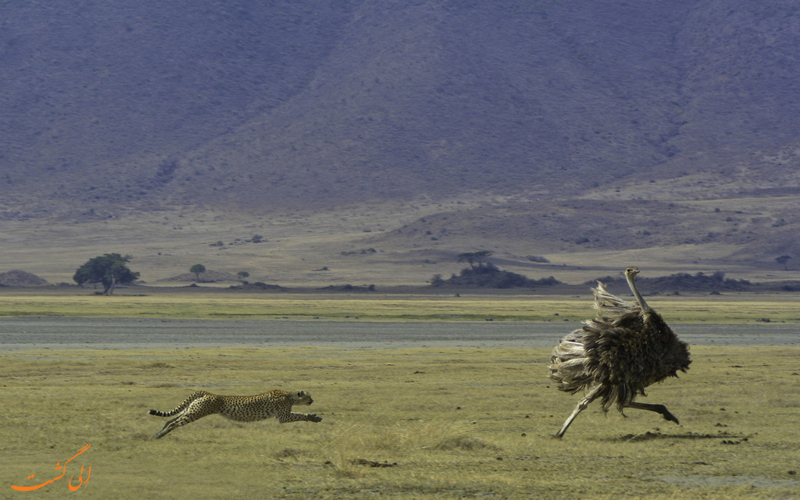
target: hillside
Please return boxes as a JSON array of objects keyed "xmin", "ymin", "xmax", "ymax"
[{"xmin": 0, "ymin": 1, "xmax": 799, "ymax": 284}]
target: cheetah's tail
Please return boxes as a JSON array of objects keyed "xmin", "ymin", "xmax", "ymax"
[{"xmin": 148, "ymin": 391, "xmax": 208, "ymax": 417}]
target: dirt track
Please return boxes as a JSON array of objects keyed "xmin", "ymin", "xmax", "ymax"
[{"xmin": 0, "ymin": 317, "xmax": 796, "ymax": 351}]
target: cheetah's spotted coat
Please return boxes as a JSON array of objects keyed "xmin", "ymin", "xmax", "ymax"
[{"xmin": 148, "ymin": 390, "xmax": 321, "ymax": 439}]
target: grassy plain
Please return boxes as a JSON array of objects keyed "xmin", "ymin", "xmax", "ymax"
[
  {"xmin": 0, "ymin": 289, "xmax": 799, "ymax": 323},
  {"xmin": 1, "ymin": 292, "xmax": 798, "ymax": 498},
  {"xmin": 1, "ymin": 346, "xmax": 799, "ymax": 499}
]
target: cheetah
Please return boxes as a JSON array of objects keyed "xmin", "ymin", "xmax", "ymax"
[{"xmin": 148, "ymin": 390, "xmax": 322, "ymax": 439}]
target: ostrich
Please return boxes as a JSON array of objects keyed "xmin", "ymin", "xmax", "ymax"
[{"xmin": 548, "ymin": 266, "xmax": 691, "ymax": 437}]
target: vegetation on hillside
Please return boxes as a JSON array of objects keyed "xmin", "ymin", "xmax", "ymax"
[
  {"xmin": 587, "ymin": 271, "xmax": 768, "ymax": 295},
  {"xmin": 432, "ymin": 251, "xmax": 560, "ymax": 289},
  {"xmin": 433, "ymin": 263, "xmax": 560, "ymax": 289}
]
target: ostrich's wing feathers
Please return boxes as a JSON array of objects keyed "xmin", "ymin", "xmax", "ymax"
[
  {"xmin": 548, "ymin": 330, "xmax": 593, "ymax": 393},
  {"xmin": 592, "ymin": 281, "xmax": 641, "ymax": 323}
]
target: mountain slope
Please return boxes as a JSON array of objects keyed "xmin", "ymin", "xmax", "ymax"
[
  {"xmin": 2, "ymin": 0, "xmax": 799, "ymax": 216},
  {"xmin": 1, "ymin": 1, "xmax": 799, "ymax": 281},
  {"xmin": 1, "ymin": 0, "xmax": 353, "ymax": 212},
  {"xmin": 165, "ymin": 0, "xmax": 696, "ymax": 210}
]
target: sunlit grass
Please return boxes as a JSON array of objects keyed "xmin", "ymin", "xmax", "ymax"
[
  {"xmin": 0, "ymin": 291, "xmax": 797, "ymax": 322},
  {"xmin": 1, "ymin": 346, "xmax": 798, "ymax": 498}
]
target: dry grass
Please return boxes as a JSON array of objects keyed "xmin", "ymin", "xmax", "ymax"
[
  {"xmin": 1, "ymin": 345, "xmax": 798, "ymax": 498},
  {"xmin": 1, "ymin": 291, "xmax": 798, "ymax": 323}
]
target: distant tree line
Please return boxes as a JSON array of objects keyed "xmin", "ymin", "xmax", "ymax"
[{"xmin": 588, "ymin": 271, "xmax": 753, "ymax": 294}]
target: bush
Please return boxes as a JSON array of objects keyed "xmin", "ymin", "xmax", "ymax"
[{"xmin": 435, "ymin": 263, "xmax": 561, "ymax": 289}]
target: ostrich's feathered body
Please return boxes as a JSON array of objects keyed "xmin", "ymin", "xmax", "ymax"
[{"xmin": 549, "ymin": 282, "xmax": 691, "ymax": 414}]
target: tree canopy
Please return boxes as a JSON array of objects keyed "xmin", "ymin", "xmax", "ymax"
[
  {"xmin": 73, "ymin": 253, "xmax": 139, "ymax": 295},
  {"xmin": 457, "ymin": 250, "xmax": 492, "ymax": 269},
  {"xmin": 775, "ymin": 255, "xmax": 792, "ymax": 270},
  {"xmin": 190, "ymin": 264, "xmax": 206, "ymax": 281}
]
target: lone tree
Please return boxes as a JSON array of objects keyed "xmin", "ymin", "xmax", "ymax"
[
  {"xmin": 237, "ymin": 271, "xmax": 250, "ymax": 282},
  {"xmin": 190, "ymin": 264, "xmax": 206, "ymax": 282},
  {"xmin": 775, "ymin": 255, "xmax": 792, "ymax": 270},
  {"xmin": 457, "ymin": 250, "xmax": 492, "ymax": 270},
  {"xmin": 73, "ymin": 253, "xmax": 140, "ymax": 295}
]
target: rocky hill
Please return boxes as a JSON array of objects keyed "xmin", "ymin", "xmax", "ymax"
[{"xmin": 0, "ymin": 270, "xmax": 48, "ymax": 287}]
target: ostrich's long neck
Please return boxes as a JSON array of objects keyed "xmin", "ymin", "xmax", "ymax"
[{"xmin": 626, "ymin": 274, "xmax": 650, "ymax": 312}]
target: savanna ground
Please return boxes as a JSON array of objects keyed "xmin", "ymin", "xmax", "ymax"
[
  {"xmin": 1, "ymin": 293, "xmax": 799, "ymax": 498},
  {"xmin": 0, "ymin": 288, "xmax": 799, "ymax": 323}
]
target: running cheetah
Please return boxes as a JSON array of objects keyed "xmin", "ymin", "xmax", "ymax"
[{"xmin": 148, "ymin": 390, "xmax": 322, "ymax": 439}]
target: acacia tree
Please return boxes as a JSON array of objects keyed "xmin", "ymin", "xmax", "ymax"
[
  {"xmin": 457, "ymin": 250, "xmax": 492, "ymax": 269},
  {"xmin": 775, "ymin": 255, "xmax": 792, "ymax": 270},
  {"xmin": 190, "ymin": 264, "xmax": 206, "ymax": 282},
  {"xmin": 73, "ymin": 253, "xmax": 140, "ymax": 295}
]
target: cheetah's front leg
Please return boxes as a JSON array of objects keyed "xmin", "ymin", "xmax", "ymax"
[{"xmin": 278, "ymin": 412, "xmax": 322, "ymax": 423}]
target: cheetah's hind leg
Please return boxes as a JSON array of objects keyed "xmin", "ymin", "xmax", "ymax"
[
  {"xmin": 148, "ymin": 392, "xmax": 210, "ymax": 439},
  {"xmin": 151, "ymin": 415, "xmax": 183, "ymax": 439}
]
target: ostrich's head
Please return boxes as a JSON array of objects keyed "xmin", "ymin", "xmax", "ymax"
[{"xmin": 625, "ymin": 266, "xmax": 640, "ymax": 279}]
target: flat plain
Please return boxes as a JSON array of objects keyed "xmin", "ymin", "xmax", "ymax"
[
  {"xmin": 1, "ymin": 288, "xmax": 799, "ymax": 323},
  {"xmin": 1, "ymin": 292, "xmax": 798, "ymax": 498}
]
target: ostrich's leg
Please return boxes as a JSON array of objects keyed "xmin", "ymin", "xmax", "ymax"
[
  {"xmin": 555, "ymin": 385, "xmax": 603, "ymax": 438},
  {"xmin": 625, "ymin": 402, "xmax": 680, "ymax": 424}
]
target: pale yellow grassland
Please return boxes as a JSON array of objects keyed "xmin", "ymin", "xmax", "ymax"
[
  {"xmin": 0, "ymin": 292, "xmax": 798, "ymax": 322},
  {"xmin": 1, "ymin": 345, "xmax": 798, "ymax": 499}
]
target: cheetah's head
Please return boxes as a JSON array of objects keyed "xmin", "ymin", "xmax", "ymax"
[{"xmin": 292, "ymin": 391, "xmax": 314, "ymax": 406}]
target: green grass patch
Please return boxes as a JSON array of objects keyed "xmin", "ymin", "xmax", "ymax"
[
  {"xmin": 1, "ymin": 346, "xmax": 798, "ymax": 498},
  {"xmin": 0, "ymin": 292, "xmax": 798, "ymax": 322}
]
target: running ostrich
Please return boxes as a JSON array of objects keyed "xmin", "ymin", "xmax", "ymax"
[{"xmin": 548, "ymin": 266, "xmax": 691, "ymax": 437}]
